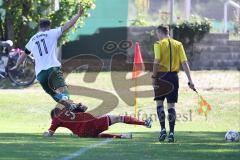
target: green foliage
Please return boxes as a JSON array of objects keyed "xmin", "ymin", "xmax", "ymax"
[
  {"xmin": 0, "ymin": 0, "xmax": 95, "ymax": 48},
  {"xmin": 233, "ymin": 10, "xmax": 240, "ymax": 34},
  {"xmin": 171, "ymin": 20, "xmax": 211, "ymax": 61},
  {"xmin": 131, "ymin": 14, "xmax": 151, "ymax": 26},
  {"xmin": 172, "ymin": 20, "xmax": 211, "ymax": 46}
]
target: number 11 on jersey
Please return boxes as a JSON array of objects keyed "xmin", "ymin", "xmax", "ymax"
[{"xmin": 35, "ymin": 39, "xmax": 48, "ymax": 56}]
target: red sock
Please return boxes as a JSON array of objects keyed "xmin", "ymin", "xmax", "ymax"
[
  {"xmin": 121, "ymin": 116, "xmax": 145, "ymax": 126},
  {"xmin": 98, "ymin": 133, "xmax": 121, "ymax": 139}
]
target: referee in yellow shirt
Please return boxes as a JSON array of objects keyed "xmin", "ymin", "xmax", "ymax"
[{"xmin": 152, "ymin": 25, "xmax": 195, "ymax": 142}]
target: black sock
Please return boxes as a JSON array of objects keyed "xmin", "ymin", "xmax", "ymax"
[
  {"xmin": 157, "ymin": 106, "xmax": 165, "ymax": 130},
  {"xmin": 168, "ymin": 108, "xmax": 176, "ymax": 133}
]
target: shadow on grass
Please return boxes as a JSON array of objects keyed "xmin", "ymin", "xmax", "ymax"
[{"xmin": 0, "ymin": 131, "xmax": 239, "ymax": 160}]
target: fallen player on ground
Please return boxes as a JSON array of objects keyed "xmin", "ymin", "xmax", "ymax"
[{"xmin": 43, "ymin": 107, "xmax": 152, "ymax": 139}]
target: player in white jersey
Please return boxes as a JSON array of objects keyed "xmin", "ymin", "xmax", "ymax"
[{"xmin": 11, "ymin": 6, "xmax": 87, "ymax": 112}]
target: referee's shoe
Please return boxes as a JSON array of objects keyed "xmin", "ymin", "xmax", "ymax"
[
  {"xmin": 168, "ymin": 132, "xmax": 175, "ymax": 143},
  {"xmin": 159, "ymin": 129, "xmax": 167, "ymax": 142}
]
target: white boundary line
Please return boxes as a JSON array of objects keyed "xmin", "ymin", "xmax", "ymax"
[{"xmin": 59, "ymin": 139, "xmax": 113, "ymax": 160}]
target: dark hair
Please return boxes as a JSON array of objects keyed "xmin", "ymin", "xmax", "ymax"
[
  {"xmin": 39, "ymin": 19, "xmax": 51, "ymax": 29},
  {"xmin": 157, "ymin": 25, "xmax": 170, "ymax": 35},
  {"xmin": 50, "ymin": 108, "xmax": 61, "ymax": 119}
]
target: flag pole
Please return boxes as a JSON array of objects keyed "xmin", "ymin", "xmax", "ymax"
[{"xmin": 134, "ymin": 76, "xmax": 138, "ymax": 119}]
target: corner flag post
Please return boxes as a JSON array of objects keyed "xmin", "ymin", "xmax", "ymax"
[{"xmin": 132, "ymin": 42, "xmax": 145, "ymax": 119}]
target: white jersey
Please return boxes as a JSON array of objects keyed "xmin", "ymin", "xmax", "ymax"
[{"xmin": 25, "ymin": 27, "xmax": 62, "ymax": 75}]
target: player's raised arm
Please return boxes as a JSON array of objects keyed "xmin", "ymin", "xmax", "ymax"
[{"xmin": 62, "ymin": 5, "xmax": 84, "ymax": 33}]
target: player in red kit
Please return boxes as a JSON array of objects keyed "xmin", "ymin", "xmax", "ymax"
[{"xmin": 43, "ymin": 107, "xmax": 152, "ymax": 139}]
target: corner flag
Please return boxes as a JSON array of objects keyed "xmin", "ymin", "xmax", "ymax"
[
  {"xmin": 132, "ymin": 42, "xmax": 145, "ymax": 79},
  {"xmin": 132, "ymin": 42, "xmax": 145, "ymax": 119},
  {"xmin": 196, "ymin": 95, "xmax": 212, "ymax": 117}
]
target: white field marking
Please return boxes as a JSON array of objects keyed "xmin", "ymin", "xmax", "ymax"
[{"xmin": 59, "ymin": 139, "xmax": 113, "ymax": 160}]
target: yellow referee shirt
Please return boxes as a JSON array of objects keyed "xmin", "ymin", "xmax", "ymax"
[{"xmin": 154, "ymin": 38, "xmax": 187, "ymax": 72}]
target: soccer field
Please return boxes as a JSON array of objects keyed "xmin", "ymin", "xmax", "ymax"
[{"xmin": 0, "ymin": 71, "xmax": 239, "ymax": 160}]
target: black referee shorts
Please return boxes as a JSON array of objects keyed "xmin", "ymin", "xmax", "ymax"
[{"xmin": 154, "ymin": 72, "xmax": 179, "ymax": 103}]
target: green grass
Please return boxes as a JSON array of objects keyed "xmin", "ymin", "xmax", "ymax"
[
  {"xmin": 0, "ymin": 132, "xmax": 239, "ymax": 160},
  {"xmin": 0, "ymin": 71, "xmax": 239, "ymax": 160}
]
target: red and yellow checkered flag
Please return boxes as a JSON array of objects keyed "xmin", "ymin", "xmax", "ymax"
[
  {"xmin": 189, "ymin": 83, "xmax": 212, "ymax": 117},
  {"xmin": 196, "ymin": 95, "xmax": 212, "ymax": 116}
]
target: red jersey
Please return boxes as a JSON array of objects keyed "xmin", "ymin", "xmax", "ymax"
[{"xmin": 48, "ymin": 110, "xmax": 109, "ymax": 137}]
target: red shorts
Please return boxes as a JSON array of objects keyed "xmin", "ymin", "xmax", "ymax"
[{"xmin": 80, "ymin": 116, "xmax": 109, "ymax": 137}]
